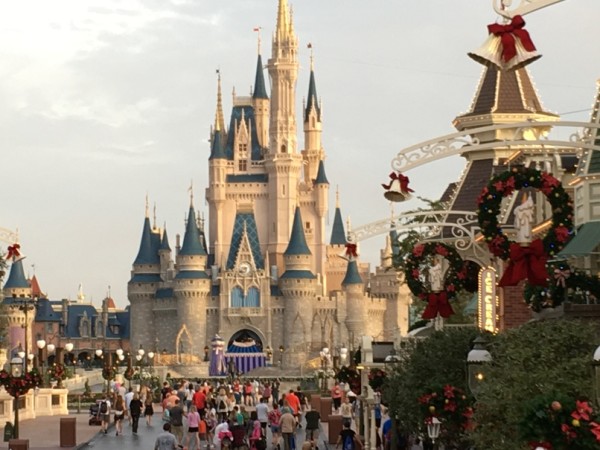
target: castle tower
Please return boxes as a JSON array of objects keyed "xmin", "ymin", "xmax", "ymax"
[
  {"xmin": 3, "ymin": 258, "xmax": 31, "ymax": 299},
  {"xmin": 252, "ymin": 49, "xmax": 270, "ymax": 148},
  {"xmin": 302, "ymin": 55, "xmax": 324, "ymax": 184},
  {"xmin": 264, "ymin": 0, "xmax": 303, "ymax": 268},
  {"xmin": 342, "ymin": 258, "xmax": 365, "ymax": 349},
  {"xmin": 313, "ymin": 160, "xmax": 329, "ymax": 281},
  {"xmin": 128, "ymin": 205, "xmax": 161, "ymax": 352},
  {"xmin": 159, "ymin": 225, "xmax": 173, "ymax": 281},
  {"xmin": 280, "ymin": 207, "xmax": 316, "ymax": 366},
  {"xmin": 326, "ymin": 193, "xmax": 348, "ymax": 292},
  {"xmin": 3, "ymin": 257, "xmax": 34, "ymax": 355},
  {"xmin": 173, "ymin": 202, "xmax": 211, "ymax": 359}
]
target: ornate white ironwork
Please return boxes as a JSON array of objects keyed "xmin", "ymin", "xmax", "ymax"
[
  {"xmin": 493, "ymin": 0, "xmax": 565, "ymax": 19},
  {"xmin": 0, "ymin": 227, "xmax": 18, "ymax": 245},
  {"xmin": 349, "ymin": 210, "xmax": 490, "ymax": 262},
  {"xmin": 392, "ymin": 121, "xmax": 600, "ymax": 173}
]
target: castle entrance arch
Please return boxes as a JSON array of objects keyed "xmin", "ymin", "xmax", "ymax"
[{"xmin": 225, "ymin": 328, "xmax": 266, "ymax": 375}]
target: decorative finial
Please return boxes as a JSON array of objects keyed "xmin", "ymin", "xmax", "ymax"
[
  {"xmin": 253, "ymin": 27, "xmax": 262, "ymax": 54},
  {"xmin": 107, "ymin": 285, "xmax": 111, "ymax": 298},
  {"xmin": 307, "ymin": 43, "xmax": 314, "ymax": 71},
  {"xmin": 153, "ymin": 202, "xmax": 157, "ymax": 229},
  {"xmin": 188, "ymin": 181, "xmax": 194, "ymax": 207},
  {"xmin": 215, "ymin": 69, "xmax": 225, "ymax": 132},
  {"xmin": 336, "ymin": 185, "xmax": 340, "ymax": 208},
  {"xmin": 145, "ymin": 193, "xmax": 149, "ymax": 218}
]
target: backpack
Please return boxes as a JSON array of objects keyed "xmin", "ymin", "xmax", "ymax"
[
  {"xmin": 99, "ymin": 401, "xmax": 108, "ymax": 414},
  {"xmin": 219, "ymin": 399, "xmax": 227, "ymax": 410},
  {"xmin": 163, "ymin": 408, "xmax": 171, "ymax": 423},
  {"xmin": 343, "ymin": 432, "xmax": 355, "ymax": 450}
]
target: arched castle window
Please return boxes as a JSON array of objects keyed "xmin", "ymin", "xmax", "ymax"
[
  {"xmin": 79, "ymin": 314, "xmax": 90, "ymax": 337},
  {"xmin": 96, "ymin": 319, "xmax": 104, "ymax": 338},
  {"xmin": 246, "ymin": 287, "xmax": 260, "ymax": 307},
  {"xmin": 231, "ymin": 287, "xmax": 244, "ymax": 308}
]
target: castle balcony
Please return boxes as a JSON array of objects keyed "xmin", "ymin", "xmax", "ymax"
[{"xmin": 225, "ymin": 307, "xmax": 264, "ymax": 317}]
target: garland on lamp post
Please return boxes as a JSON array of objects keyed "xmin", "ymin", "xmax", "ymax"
[
  {"xmin": 0, "ymin": 368, "xmax": 43, "ymax": 397},
  {"xmin": 367, "ymin": 368, "xmax": 387, "ymax": 393},
  {"xmin": 48, "ymin": 363, "xmax": 66, "ymax": 388},
  {"xmin": 102, "ymin": 365, "xmax": 117, "ymax": 381}
]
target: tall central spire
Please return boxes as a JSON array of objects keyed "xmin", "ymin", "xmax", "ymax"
[{"xmin": 276, "ymin": 0, "xmax": 291, "ymax": 39}]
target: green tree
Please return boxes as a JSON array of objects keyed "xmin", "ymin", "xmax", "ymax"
[
  {"xmin": 471, "ymin": 319, "xmax": 600, "ymax": 450},
  {"xmin": 385, "ymin": 327, "xmax": 482, "ymax": 449}
]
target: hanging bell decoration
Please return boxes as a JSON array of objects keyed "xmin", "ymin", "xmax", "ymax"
[
  {"xmin": 468, "ymin": 15, "xmax": 541, "ymax": 71},
  {"xmin": 382, "ymin": 172, "xmax": 414, "ymax": 202}
]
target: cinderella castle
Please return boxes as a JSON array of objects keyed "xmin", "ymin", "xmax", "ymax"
[{"xmin": 128, "ymin": 0, "xmax": 410, "ymax": 368}]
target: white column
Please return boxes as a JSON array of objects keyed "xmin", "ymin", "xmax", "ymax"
[
  {"xmin": 370, "ymin": 403, "xmax": 377, "ymax": 450},
  {"xmin": 363, "ymin": 401, "xmax": 370, "ymax": 450}
]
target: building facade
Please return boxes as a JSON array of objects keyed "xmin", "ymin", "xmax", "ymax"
[{"xmin": 128, "ymin": 0, "xmax": 411, "ymax": 367}]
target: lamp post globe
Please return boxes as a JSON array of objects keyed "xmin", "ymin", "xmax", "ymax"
[
  {"xmin": 36, "ymin": 340, "xmax": 46, "ymax": 350},
  {"xmin": 47, "ymin": 344, "xmax": 55, "ymax": 354},
  {"xmin": 64, "ymin": 343, "xmax": 74, "ymax": 353},
  {"xmin": 427, "ymin": 417, "xmax": 441, "ymax": 443},
  {"xmin": 467, "ymin": 336, "xmax": 492, "ymax": 398},
  {"xmin": 95, "ymin": 349, "xmax": 103, "ymax": 357}
]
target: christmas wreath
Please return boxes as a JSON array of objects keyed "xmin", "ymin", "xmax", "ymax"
[
  {"xmin": 102, "ymin": 366, "xmax": 117, "ymax": 381},
  {"xmin": 524, "ymin": 261, "xmax": 600, "ymax": 312},
  {"xmin": 367, "ymin": 368, "xmax": 387, "ymax": 392},
  {"xmin": 418, "ymin": 385, "xmax": 474, "ymax": 445},
  {"xmin": 0, "ymin": 368, "xmax": 43, "ymax": 397},
  {"xmin": 336, "ymin": 366, "xmax": 361, "ymax": 395},
  {"xmin": 123, "ymin": 365, "xmax": 135, "ymax": 381},
  {"xmin": 520, "ymin": 394, "xmax": 600, "ymax": 450},
  {"xmin": 48, "ymin": 363, "xmax": 66, "ymax": 381},
  {"xmin": 477, "ymin": 167, "xmax": 573, "ymax": 260},
  {"xmin": 405, "ymin": 242, "xmax": 471, "ymax": 319}
]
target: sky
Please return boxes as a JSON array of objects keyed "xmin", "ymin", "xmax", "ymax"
[{"xmin": 1, "ymin": 0, "xmax": 599, "ymax": 307}]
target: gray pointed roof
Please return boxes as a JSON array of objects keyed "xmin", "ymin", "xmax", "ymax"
[
  {"xmin": 160, "ymin": 226, "xmax": 171, "ymax": 251},
  {"xmin": 180, "ymin": 206, "xmax": 207, "ymax": 256},
  {"xmin": 134, "ymin": 217, "xmax": 160, "ymax": 265},
  {"xmin": 304, "ymin": 69, "xmax": 321, "ymax": 121},
  {"xmin": 226, "ymin": 211, "xmax": 265, "ymax": 270},
  {"xmin": 253, "ymin": 54, "xmax": 268, "ymax": 100},
  {"xmin": 342, "ymin": 259, "xmax": 363, "ymax": 285},
  {"xmin": 285, "ymin": 207, "xmax": 311, "ymax": 255},
  {"xmin": 4, "ymin": 259, "xmax": 29, "ymax": 289},
  {"xmin": 209, "ymin": 129, "xmax": 227, "ymax": 160},
  {"xmin": 314, "ymin": 160, "xmax": 329, "ymax": 184},
  {"xmin": 330, "ymin": 207, "xmax": 346, "ymax": 245}
]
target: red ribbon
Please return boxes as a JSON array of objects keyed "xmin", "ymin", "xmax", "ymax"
[
  {"xmin": 381, "ymin": 172, "xmax": 414, "ymax": 193},
  {"xmin": 499, "ymin": 239, "xmax": 548, "ymax": 287},
  {"xmin": 422, "ymin": 291, "xmax": 454, "ymax": 320},
  {"xmin": 345, "ymin": 243, "xmax": 358, "ymax": 258},
  {"xmin": 6, "ymin": 244, "xmax": 20, "ymax": 260},
  {"xmin": 488, "ymin": 15, "xmax": 536, "ymax": 63},
  {"xmin": 554, "ymin": 268, "xmax": 570, "ymax": 287}
]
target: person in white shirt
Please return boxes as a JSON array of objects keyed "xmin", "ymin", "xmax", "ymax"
[
  {"xmin": 255, "ymin": 397, "xmax": 270, "ymax": 437},
  {"xmin": 124, "ymin": 387, "xmax": 134, "ymax": 424}
]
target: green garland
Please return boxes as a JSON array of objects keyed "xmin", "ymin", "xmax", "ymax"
[
  {"xmin": 524, "ymin": 261, "xmax": 600, "ymax": 312},
  {"xmin": 102, "ymin": 366, "xmax": 117, "ymax": 381},
  {"xmin": 368, "ymin": 368, "xmax": 387, "ymax": 392},
  {"xmin": 405, "ymin": 242, "xmax": 471, "ymax": 301},
  {"xmin": 476, "ymin": 167, "xmax": 574, "ymax": 260}
]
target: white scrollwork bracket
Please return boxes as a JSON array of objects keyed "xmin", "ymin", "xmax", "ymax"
[{"xmin": 493, "ymin": 0, "xmax": 564, "ymax": 19}]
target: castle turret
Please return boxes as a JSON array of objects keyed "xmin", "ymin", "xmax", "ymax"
[
  {"xmin": 253, "ymin": 50, "xmax": 269, "ymax": 148},
  {"xmin": 302, "ymin": 55, "xmax": 323, "ymax": 184},
  {"xmin": 342, "ymin": 258, "xmax": 365, "ymax": 349},
  {"xmin": 173, "ymin": 201, "xmax": 211, "ymax": 358},
  {"xmin": 280, "ymin": 207, "xmax": 316, "ymax": 366},
  {"xmin": 3, "ymin": 258, "xmax": 30, "ymax": 298},
  {"xmin": 159, "ymin": 225, "xmax": 172, "ymax": 280},
  {"xmin": 128, "ymin": 205, "xmax": 161, "ymax": 352}
]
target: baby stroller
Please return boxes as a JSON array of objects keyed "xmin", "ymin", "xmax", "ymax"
[
  {"xmin": 219, "ymin": 429, "xmax": 234, "ymax": 450},
  {"xmin": 88, "ymin": 401, "xmax": 102, "ymax": 426},
  {"xmin": 230, "ymin": 424, "xmax": 248, "ymax": 450}
]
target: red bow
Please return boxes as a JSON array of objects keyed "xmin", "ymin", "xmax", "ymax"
[
  {"xmin": 6, "ymin": 244, "xmax": 20, "ymax": 260},
  {"xmin": 422, "ymin": 291, "xmax": 454, "ymax": 320},
  {"xmin": 382, "ymin": 172, "xmax": 414, "ymax": 193},
  {"xmin": 554, "ymin": 268, "xmax": 570, "ymax": 287},
  {"xmin": 499, "ymin": 239, "xmax": 548, "ymax": 287},
  {"xmin": 488, "ymin": 15, "xmax": 536, "ymax": 63},
  {"xmin": 345, "ymin": 243, "xmax": 358, "ymax": 258}
]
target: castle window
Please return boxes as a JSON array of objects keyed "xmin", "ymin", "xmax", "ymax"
[
  {"xmin": 305, "ymin": 222, "xmax": 311, "ymax": 230},
  {"xmin": 96, "ymin": 320, "xmax": 104, "ymax": 338},
  {"xmin": 239, "ymin": 159, "xmax": 247, "ymax": 171},
  {"xmin": 240, "ymin": 143, "xmax": 248, "ymax": 153},
  {"xmin": 110, "ymin": 325, "xmax": 119, "ymax": 335},
  {"xmin": 280, "ymin": 144, "xmax": 286, "ymax": 153},
  {"xmin": 231, "ymin": 287, "xmax": 244, "ymax": 308}
]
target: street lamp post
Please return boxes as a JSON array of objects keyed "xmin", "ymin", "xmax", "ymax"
[
  {"xmin": 10, "ymin": 356, "xmax": 23, "ymax": 439},
  {"xmin": 279, "ymin": 345, "xmax": 285, "ymax": 369},
  {"xmin": 320, "ymin": 347, "xmax": 330, "ymax": 391},
  {"xmin": 427, "ymin": 417, "xmax": 441, "ymax": 448},
  {"xmin": 466, "ymin": 336, "xmax": 492, "ymax": 398}
]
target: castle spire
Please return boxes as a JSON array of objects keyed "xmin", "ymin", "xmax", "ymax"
[
  {"xmin": 180, "ymin": 205, "xmax": 207, "ymax": 256},
  {"xmin": 285, "ymin": 207, "xmax": 311, "ymax": 255},
  {"xmin": 134, "ymin": 214, "xmax": 160, "ymax": 265},
  {"xmin": 214, "ymin": 70, "xmax": 226, "ymax": 132},
  {"xmin": 253, "ymin": 53, "xmax": 268, "ymax": 100},
  {"xmin": 276, "ymin": 0, "xmax": 291, "ymax": 39},
  {"xmin": 304, "ymin": 48, "xmax": 321, "ymax": 122}
]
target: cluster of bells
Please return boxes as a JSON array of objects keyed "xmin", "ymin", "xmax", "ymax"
[{"xmin": 382, "ymin": 8, "xmax": 541, "ymax": 203}]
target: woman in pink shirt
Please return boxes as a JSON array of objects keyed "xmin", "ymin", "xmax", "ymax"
[{"xmin": 186, "ymin": 405, "xmax": 201, "ymax": 450}]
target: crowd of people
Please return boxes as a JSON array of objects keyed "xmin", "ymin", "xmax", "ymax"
[{"xmin": 94, "ymin": 378, "xmax": 421, "ymax": 450}]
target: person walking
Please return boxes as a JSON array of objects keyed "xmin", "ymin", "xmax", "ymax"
[
  {"xmin": 155, "ymin": 422, "xmax": 178, "ymax": 450},
  {"xmin": 98, "ymin": 394, "xmax": 111, "ymax": 435},
  {"xmin": 336, "ymin": 421, "xmax": 363, "ymax": 450},
  {"xmin": 114, "ymin": 395, "xmax": 126, "ymax": 436},
  {"xmin": 144, "ymin": 392, "xmax": 155, "ymax": 426},
  {"xmin": 304, "ymin": 407, "xmax": 321, "ymax": 447},
  {"xmin": 124, "ymin": 387, "xmax": 134, "ymax": 425},
  {"xmin": 269, "ymin": 403, "xmax": 282, "ymax": 450},
  {"xmin": 130, "ymin": 392, "xmax": 143, "ymax": 434},
  {"xmin": 340, "ymin": 398, "xmax": 353, "ymax": 425},
  {"xmin": 255, "ymin": 397, "xmax": 269, "ymax": 437},
  {"xmin": 170, "ymin": 398, "xmax": 185, "ymax": 445},
  {"xmin": 279, "ymin": 407, "xmax": 296, "ymax": 450},
  {"xmin": 186, "ymin": 405, "xmax": 202, "ymax": 450}
]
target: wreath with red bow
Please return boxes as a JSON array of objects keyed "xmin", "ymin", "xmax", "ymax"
[
  {"xmin": 123, "ymin": 366, "xmax": 135, "ymax": 381},
  {"xmin": 48, "ymin": 363, "xmax": 66, "ymax": 381},
  {"xmin": 102, "ymin": 366, "xmax": 117, "ymax": 381},
  {"xmin": 477, "ymin": 167, "xmax": 573, "ymax": 260},
  {"xmin": 0, "ymin": 368, "xmax": 43, "ymax": 397},
  {"xmin": 418, "ymin": 385, "xmax": 474, "ymax": 442},
  {"xmin": 405, "ymin": 242, "xmax": 472, "ymax": 319}
]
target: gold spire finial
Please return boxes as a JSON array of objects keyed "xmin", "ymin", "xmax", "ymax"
[
  {"xmin": 254, "ymin": 27, "xmax": 262, "ymax": 54},
  {"xmin": 307, "ymin": 43, "xmax": 314, "ymax": 71},
  {"xmin": 188, "ymin": 180, "xmax": 194, "ymax": 207},
  {"xmin": 276, "ymin": 0, "xmax": 290, "ymax": 37},
  {"xmin": 145, "ymin": 193, "xmax": 149, "ymax": 218},
  {"xmin": 336, "ymin": 185, "xmax": 340, "ymax": 208},
  {"xmin": 214, "ymin": 69, "xmax": 225, "ymax": 132},
  {"xmin": 153, "ymin": 202, "xmax": 157, "ymax": 229}
]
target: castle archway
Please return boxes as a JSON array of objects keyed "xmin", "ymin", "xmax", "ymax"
[
  {"xmin": 225, "ymin": 328, "xmax": 266, "ymax": 375},
  {"xmin": 227, "ymin": 329, "xmax": 264, "ymax": 351}
]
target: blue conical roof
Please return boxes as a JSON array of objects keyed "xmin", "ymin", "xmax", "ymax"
[
  {"xmin": 4, "ymin": 258, "xmax": 29, "ymax": 289},
  {"xmin": 330, "ymin": 207, "xmax": 346, "ymax": 245},
  {"xmin": 180, "ymin": 206, "xmax": 207, "ymax": 256},
  {"xmin": 304, "ymin": 69, "xmax": 321, "ymax": 121},
  {"xmin": 285, "ymin": 207, "xmax": 311, "ymax": 255},
  {"xmin": 342, "ymin": 259, "xmax": 363, "ymax": 286},
  {"xmin": 160, "ymin": 226, "xmax": 171, "ymax": 251},
  {"xmin": 209, "ymin": 129, "xmax": 227, "ymax": 160},
  {"xmin": 253, "ymin": 54, "xmax": 268, "ymax": 100},
  {"xmin": 315, "ymin": 160, "xmax": 329, "ymax": 184},
  {"xmin": 134, "ymin": 217, "xmax": 160, "ymax": 265}
]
